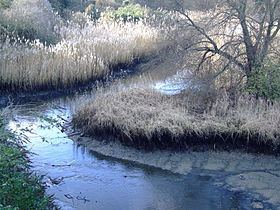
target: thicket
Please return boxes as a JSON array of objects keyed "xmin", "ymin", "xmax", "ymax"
[
  {"xmin": 106, "ymin": 3, "xmax": 148, "ymax": 22},
  {"xmin": 246, "ymin": 62, "xmax": 280, "ymax": 100}
]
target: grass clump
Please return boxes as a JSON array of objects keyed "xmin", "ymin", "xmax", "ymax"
[
  {"xmin": 246, "ymin": 61, "xmax": 280, "ymax": 100},
  {"xmin": 0, "ymin": 114, "xmax": 50, "ymax": 209},
  {"xmin": 73, "ymin": 87, "xmax": 280, "ymax": 153}
]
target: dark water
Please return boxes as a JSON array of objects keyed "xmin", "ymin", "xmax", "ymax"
[{"xmin": 7, "ymin": 93, "xmax": 266, "ymax": 210}]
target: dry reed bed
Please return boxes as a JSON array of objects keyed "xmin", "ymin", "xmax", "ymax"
[
  {"xmin": 0, "ymin": 20, "xmax": 163, "ymax": 90},
  {"xmin": 72, "ymin": 87, "xmax": 280, "ymax": 153}
]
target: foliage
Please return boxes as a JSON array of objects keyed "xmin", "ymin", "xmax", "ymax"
[
  {"xmin": 108, "ymin": 3, "xmax": 147, "ymax": 22},
  {"xmin": 246, "ymin": 62, "xmax": 280, "ymax": 100},
  {"xmin": 48, "ymin": 0, "xmax": 68, "ymax": 13},
  {"xmin": 132, "ymin": 0, "xmax": 217, "ymax": 11},
  {"xmin": 85, "ymin": 3, "xmax": 100, "ymax": 20},
  {"xmin": 48, "ymin": 0, "xmax": 89, "ymax": 16},
  {"xmin": 0, "ymin": 0, "xmax": 12, "ymax": 9},
  {"xmin": 0, "ymin": 116, "xmax": 50, "ymax": 209}
]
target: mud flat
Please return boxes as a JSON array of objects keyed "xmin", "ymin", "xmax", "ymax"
[{"xmin": 72, "ymin": 135, "xmax": 280, "ymax": 208}]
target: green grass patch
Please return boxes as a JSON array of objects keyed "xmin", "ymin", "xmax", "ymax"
[{"xmin": 0, "ymin": 116, "xmax": 51, "ymax": 209}]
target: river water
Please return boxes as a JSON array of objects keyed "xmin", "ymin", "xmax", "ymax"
[
  {"xmin": 5, "ymin": 86, "xmax": 275, "ymax": 210},
  {"xmin": 3, "ymin": 63, "xmax": 279, "ymax": 209}
]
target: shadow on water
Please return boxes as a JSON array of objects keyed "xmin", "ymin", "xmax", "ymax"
[{"xmin": 7, "ymin": 95, "xmax": 273, "ymax": 210}]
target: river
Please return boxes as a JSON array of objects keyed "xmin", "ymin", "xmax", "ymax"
[{"xmin": 3, "ymin": 64, "xmax": 280, "ymax": 209}]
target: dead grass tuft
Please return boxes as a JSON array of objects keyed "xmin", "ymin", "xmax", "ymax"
[{"xmin": 73, "ymin": 87, "xmax": 280, "ymax": 152}]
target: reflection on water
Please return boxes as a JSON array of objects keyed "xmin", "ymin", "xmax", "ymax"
[
  {"xmin": 7, "ymin": 97, "xmax": 260, "ymax": 210},
  {"xmin": 153, "ymin": 70, "xmax": 191, "ymax": 94}
]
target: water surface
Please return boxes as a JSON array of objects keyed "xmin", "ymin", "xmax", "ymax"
[{"xmin": 7, "ymin": 94, "xmax": 267, "ymax": 210}]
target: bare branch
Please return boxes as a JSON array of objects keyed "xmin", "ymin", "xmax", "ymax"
[{"xmin": 177, "ymin": 0, "xmax": 280, "ymax": 79}]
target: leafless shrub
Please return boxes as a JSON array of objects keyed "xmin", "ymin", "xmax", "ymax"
[{"xmin": 176, "ymin": 0, "xmax": 280, "ymax": 85}]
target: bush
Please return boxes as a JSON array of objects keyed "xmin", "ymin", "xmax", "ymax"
[
  {"xmin": 48, "ymin": 0, "xmax": 68, "ymax": 13},
  {"xmin": 0, "ymin": 116, "xmax": 50, "ymax": 209},
  {"xmin": 0, "ymin": 0, "xmax": 12, "ymax": 9},
  {"xmin": 107, "ymin": 3, "xmax": 148, "ymax": 22},
  {"xmin": 246, "ymin": 61, "xmax": 280, "ymax": 100}
]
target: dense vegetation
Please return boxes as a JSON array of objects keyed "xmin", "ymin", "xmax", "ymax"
[
  {"xmin": 1, "ymin": 0, "xmax": 279, "ymax": 98},
  {"xmin": 0, "ymin": 115, "xmax": 51, "ymax": 209},
  {"xmin": 73, "ymin": 86, "xmax": 280, "ymax": 153},
  {"xmin": 246, "ymin": 61, "xmax": 280, "ymax": 100},
  {"xmin": 71, "ymin": 0, "xmax": 280, "ymax": 154},
  {"xmin": 1, "ymin": 0, "xmax": 280, "ymax": 206},
  {"xmin": 0, "ymin": 0, "xmax": 165, "ymax": 91},
  {"xmin": 107, "ymin": 3, "xmax": 148, "ymax": 22},
  {"xmin": 0, "ymin": 5, "xmax": 280, "ymax": 205},
  {"xmin": 0, "ymin": 0, "xmax": 12, "ymax": 9}
]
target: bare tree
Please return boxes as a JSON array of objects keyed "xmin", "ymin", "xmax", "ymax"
[{"xmin": 177, "ymin": 0, "xmax": 280, "ymax": 78}]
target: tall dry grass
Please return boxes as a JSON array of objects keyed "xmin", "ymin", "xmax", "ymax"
[
  {"xmin": 73, "ymin": 86, "xmax": 280, "ymax": 151},
  {"xmin": 0, "ymin": 0, "xmax": 58, "ymax": 42},
  {"xmin": 0, "ymin": 7, "xmax": 164, "ymax": 91}
]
